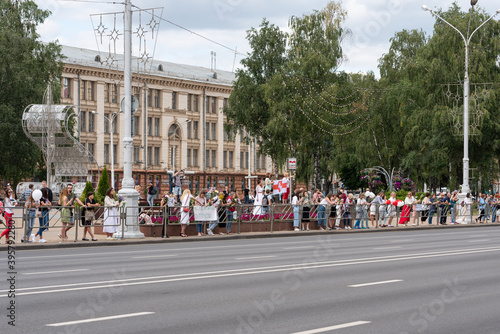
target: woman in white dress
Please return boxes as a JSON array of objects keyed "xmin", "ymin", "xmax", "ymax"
[
  {"xmin": 180, "ymin": 189, "xmax": 203, "ymax": 237},
  {"xmin": 252, "ymin": 179, "xmax": 264, "ymax": 216},
  {"xmin": 458, "ymin": 193, "xmax": 473, "ymax": 224},
  {"xmin": 103, "ymin": 187, "xmax": 120, "ymax": 239}
]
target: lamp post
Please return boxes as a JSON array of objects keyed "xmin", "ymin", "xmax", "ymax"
[
  {"xmin": 422, "ymin": 4, "xmax": 500, "ymax": 198},
  {"xmin": 91, "ymin": 111, "xmax": 119, "ymax": 189}
]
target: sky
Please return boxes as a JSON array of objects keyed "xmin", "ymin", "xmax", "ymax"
[{"xmin": 35, "ymin": 0, "xmax": 500, "ymax": 76}]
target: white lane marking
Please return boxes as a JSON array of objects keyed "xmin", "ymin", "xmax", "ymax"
[
  {"xmin": 388, "ymin": 239, "xmax": 414, "ymax": 243},
  {"xmin": 46, "ymin": 312, "xmax": 155, "ymax": 327},
  {"xmin": 6, "ymin": 245, "xmax": 500, "ymax": 294},
  {"xmin": 24, "ymin": 269, "xmax": 89, "ymax": 276},
  {"xmin": 283, "ymin": 246, "xmax": 315, "ymax": 250},
  {"xmin": 467, "ymin": 239, "xmax": 490, "ymax": 243},
  {"xmin": 131, "ymin": 254, "xmax": 178, "ymax": 259},
  {"xmin": 349, "ymin": 279, "xmax": 403, "ymax": 288},
  {"xmin": 235, "ymin": 255, "xmax": 277, "ymax": 260},
  {"xmin": 373, "ymin": 246, "xmax": 402, "ymax": 250},
  {"xmin": 4, "ymin": 246, "xmax": 500, "ymax": 298},
  {"xmin": 291, "ymin": 321, "xmax": 371, "ymax": 333}
]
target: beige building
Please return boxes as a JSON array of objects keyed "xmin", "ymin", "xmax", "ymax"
[{"xmin": 59, "ymin": 45, "xmax": 270, "ymax": 193}]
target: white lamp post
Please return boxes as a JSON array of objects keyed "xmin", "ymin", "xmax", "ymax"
[
  {"xmin": 92, "ymin": 111, "xmax": 119, "ymax": 189},
  {"xmin": 422, "ymin": 4, "xmax": 500, "ymax": 201}
]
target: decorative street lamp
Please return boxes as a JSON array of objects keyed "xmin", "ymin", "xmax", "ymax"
[
  {"xmin": 367, "ymin": 167, "xmax": 396, "ymax": 191},
  {"xmin": 422, "ymin": 4, "xmax": 500, "ymax": 199}
]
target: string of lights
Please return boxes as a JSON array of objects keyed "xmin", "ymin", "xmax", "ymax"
[{"xmin": 295, "ymin": 91, "xmax": 383, "ymax": 136}]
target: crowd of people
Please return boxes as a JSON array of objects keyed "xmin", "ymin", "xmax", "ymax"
[{"xmin": 2, "ymin": 176, "xmax": 500, "ymax": 243}]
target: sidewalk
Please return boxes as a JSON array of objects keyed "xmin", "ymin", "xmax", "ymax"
[{"xmin": 2, "ymin": 220, "xmax": 500, "ymax": 251}]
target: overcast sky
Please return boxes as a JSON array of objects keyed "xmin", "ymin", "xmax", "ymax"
[{"xmin": 35, "ymin": 0, "xmax": 499, "ymax": 76}]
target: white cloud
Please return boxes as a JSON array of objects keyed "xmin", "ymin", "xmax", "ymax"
[{"xmin": 34, "ymin": 0, "xmax": 500, "ymax": 76}]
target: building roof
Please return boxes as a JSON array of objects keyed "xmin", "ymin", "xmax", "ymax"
[{"xmin": 60, "ymin": 45, "xmax": 236, "ymax": 86}]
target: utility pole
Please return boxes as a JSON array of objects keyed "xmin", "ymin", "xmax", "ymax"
[{"xmin": 118, "ymin": 0, "xmax": 144, "ymax": 238}]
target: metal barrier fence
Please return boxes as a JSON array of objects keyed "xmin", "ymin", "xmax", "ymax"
[{"xmin": 1, "ymin": 202, "xmax": 497, "ymax": 241}]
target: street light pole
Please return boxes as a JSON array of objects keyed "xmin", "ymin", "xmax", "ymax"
[
  {"xmin": 422, "ymin": 4, "xmax": 500, "ymax": 197},
  {"xmin": 118, "ymin": 0, "xmax": 144, "ymax": 238}
]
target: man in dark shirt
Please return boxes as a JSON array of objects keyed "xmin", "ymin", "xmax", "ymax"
[
  {"xmin": 147, "ymin": 181, "xmax": 157, "ymax": 207},
  {"xmin": 41, "ymin": 180, "xmax": 53, "ymax": 203},
  {"xmin": 172, "ymin": 170, "xmax": 183, "ymax": 202},
  {"xmin": 438, "ymin": 192, "xmax": 450, "ymax": 225}
]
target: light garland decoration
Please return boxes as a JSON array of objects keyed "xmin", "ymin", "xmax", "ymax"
[{"xmin": 282, "ymin": 74, "xmax": 384, "ymax": 136}]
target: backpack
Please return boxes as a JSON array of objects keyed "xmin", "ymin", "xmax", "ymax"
[{"xmin": 262, "ymin": 196, "xmax": 268, "ymax": 206}]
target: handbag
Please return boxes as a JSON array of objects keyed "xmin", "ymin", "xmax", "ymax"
[
  {"xmin": 182, "ymin": 196, "xmax": 190, "ymax": 212},
  {"xmin": 36, "ymin": 210, "xmax": 42, "ymax": 218},
  {"xmin": 85, "ymin": 209, "xmax": 94, "ymax": 221}
]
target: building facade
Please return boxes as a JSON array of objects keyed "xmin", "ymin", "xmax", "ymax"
[{"xmin": 59, "ymin": 46, "xmax": 270, "ymax": 195}]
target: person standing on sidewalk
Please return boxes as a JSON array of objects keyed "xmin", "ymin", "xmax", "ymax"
[
  {"xmin": 292, "ymin": 190, "xmax": 302, "ymax": 231},
  {"xmin": 438, "ymin": 192, "xmax": 450, "ymax": 225},
  {"xmin": 82, "ymin": 192, "xmax": 99, "ymax": 241},
  {"xmin": 19, "ymin": 184, "xmax": 34, "ymax": 202},
  {"xmin": 1, "ymin": 189, "xmax": 17, "ymax": 243},
  {"xmin": 23, "ymin": 192, "xmax": 37, "ymax": 243},
  {"xmin": 172, "ymin": 170, "xmax": 183, "ymax": 203},
  {"xmin": 450, "ymin": 191, "xmax": 459, "ymax": 224},
  {"xmin": 194, "ymin": 191, "xmax": 208, "ymax": 236},
  {"xmin": 147, "ymin": 181, "xmax": 158, "ymax": 207},
  {"xmin": 428, "ymin": 193, "xmax": 437, "ymax": 225},
  {"xmin": 34, "ymin": 188, "xmax": 51, "ymax": 243}
]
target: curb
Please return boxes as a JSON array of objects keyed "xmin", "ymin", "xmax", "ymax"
[{"xmin": 3, "ymin": 223, "xmax": 500, "ymax": 251}]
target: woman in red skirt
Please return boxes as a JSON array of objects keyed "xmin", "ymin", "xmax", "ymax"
[
  {"xmin": 399, "ymin": 191, "xmax": 418, "ymax": 226},
  {"xmin": 1, "ymin": 189, "xmax": 18, "ymax": 243}
]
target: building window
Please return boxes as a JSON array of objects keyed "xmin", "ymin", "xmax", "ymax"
[
  {"xmin": 211, "ymin": 150, "xmax": 216, "ymax": 168},
  {"xmin": 104, "ymin": 144, "xmax": 110, "ymax": 164},
  {"xmin": 187, "ymin": 149, "xmax": 192, "ymax": 167},
  {"xmin": 193, "ymin": 121, "xmax": 198, "ymax": 139},
  {"xmin": 133, "ymin": 146, "xmax": 140, "ymax": 164},
  {"xmin": 205, "ymin": 122, "xmax": 210, "ymax": 140},
  {"xmin": 193, "ymin": 95, "xmax": 199, "ymax": 112},
  {"xmin": 154, "ymin": 90, "xmax": 160, "ymax": 108},
  {"xmin": 211, "ymin": 97, "xmax": 217, "ymax": 113},
  {"xmin": 88, "ymin": 112, "xmax": 95, "ymax": 132},
  {"xmin": 211, "ymin": 123, "xmax": 216, "ymax": 141},
  {"xmin": 113, "ymin": 144, "xmax": 117, "ymax": 163},
  {"xmin": 172, "ymin": 91, "xmax": 177, "ymax": 110},
  {"xmin": 256, "ymin": 154, "xmax": 260, "ymax": 170},
  {"xmin": 205, "ymin": 150, "xmax": 210, "ymax": 168},
  {"xmin": 88, "ymin": 143, "xmax": 95, "ymax": 158},
  {"xmin": 110, "ymin": 84, "xmax": 117, "ymax": 103},
  {"xmin": 154, "ymin": 147, "xmax": 160, "ymax": 166},
  {"xmin": 187, "ymin": 94, "xmax": 192, "ymax": 111},
  {"xmin": 240, "ymin": 152, "xmax": 244, "ymax": 169},
  {"xmin": 80, "ymin": 111, "xmax": 86, "ymax": 132},
  {"xmin": 187, "ymin": 121, "xmax": 192, "ymax": 139},
  {"xmin": 229, "ymin": 151, "xmax": 233, "ymax": 169},
  {"xmin": 104, "ymin": 84, "xmax": 109, "ymax": 103},
  {"xmin": 154, "ymin": 118, "xmax": 160, "ymax": 137},
  {"xmin": 112, "ymin": 115, "xmax": 118, "ymax": 134},
  {"xmin": 223, "ymin": 127, "xmax": 227, "ymax": 142},
  {"xmin": 80, "ymin": 81, "xmax": 86, "ymax": 100},
  {"xmin": 261, "ymin": 155, "xmax": 266, "ymax": 170},
  {"xmin": 193, "ymin": 149, "xmax": 198, "ymax": 167},
  {"xmin": 223, "ymin": 98, "xmax": 228, "ymax": 109},
  {"xmin": 104, "ymin": 113, "xmax": 110, "ymax": 133},
  {"xmin": 63, "ymin": 78, "xmax": 71, "ymax": 98},
  {"xmin": 87, "ymin": 81, "xmax": 95, "ymax": 101},
  {"xmin": 132, "ymin": 116, "xmax": 140, "ymax": 137},
  {"xmin": 133, "ymin": 86, "xmax": 140, "ymax": 106},
  {"xmin": 240, "ymin": 129, "xmax": 245, "ymax": 143},
  {"xmin": 245, "ymin": 151, "xmax": 249, "ymax": 169},
  {"xmin": 147, "ymin": 147, "xmax": 152, "ymax": 166},
  {"xmin": 223, "ymin": 151, "xmax": 227, "ymax": 169},
  {"xmin": 147, "ymin": 117, "xmax": 152, "ymax": 136},
  {"xmin": 205, "ymin": 96, "xmax": 209, "ymax": 113}
]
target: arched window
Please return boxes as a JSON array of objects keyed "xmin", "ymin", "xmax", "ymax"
[{"xmin": 168, "ymin": 124, "xmax": 180, "ymax": 138}]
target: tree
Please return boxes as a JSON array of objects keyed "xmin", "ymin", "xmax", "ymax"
[
  {"xmin": 224, "ymin": 19, "xmax": 289, "ymax": 177},
  {"xmin": 96, "ymin": 166, "xmax": 110, "ymax": 203},
  {"xmin": 78, "ymin": 181, "xmax": 95, "ymax": 205},
  {"xmin": 0, "ymin": 0, "xmax": 63, "ymax": 184}
]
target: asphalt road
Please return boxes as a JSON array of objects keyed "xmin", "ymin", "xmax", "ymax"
[{"xmin": 2, "ymin": 227, "xmax": 500, "ymax": 334}]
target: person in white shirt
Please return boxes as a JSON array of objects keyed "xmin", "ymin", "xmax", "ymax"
[
  {"xmin": 399, "ymin": 191, "xmax": 419, "ymax": 226},
  {"xmin": 292, "ymin": 191, "xmax": 301, "ymax": 231},
  {"xmin": 318, "ymin": 194, "xmax": 335, "ymax": 230},
  {"xmin": 386, "ymin": 192, "xmax": 398, "ymax": 227},
  {"xmin": 354, "ymin": 193, "xmax": 368, "ymax": 229}
]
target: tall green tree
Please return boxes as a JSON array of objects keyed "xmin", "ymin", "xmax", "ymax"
[
  {"xmin": 224, "ymin": 19, "xmax": 289, "ymax": 177},
  {"xmin": 0, "ymin": 0, "xmax": 63, "ymax": 184}
]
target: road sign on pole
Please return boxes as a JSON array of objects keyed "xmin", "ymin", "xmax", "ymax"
[{"xmin": 288, "ymin": 158, "xmax": 297, "ymax": 170}]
